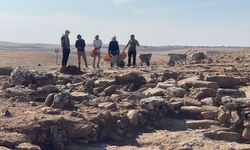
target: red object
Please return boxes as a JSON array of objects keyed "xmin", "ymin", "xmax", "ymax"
[
  {"xmin": 91, "ymin": 49, "xmax": 98, "ymax": 57},
  {"xmin": 120, "ymin": 51, "xmax": 127, "ymax": 59},
  {"xmin": 103, "ymin": 53, "xmax": 110, "ymax": 61}
]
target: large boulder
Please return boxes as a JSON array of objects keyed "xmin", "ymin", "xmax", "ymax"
[
  {"xmin": 0, "ymin": 67, "xmax": 13, "ymax": 76},
  {"xmin": 28, "ymin": 85, "xmax": 59, "ymax": 101},
  {"xmin": 186, "ymin": 88, "xmax": 217, "ymax": 100},
  {"xmin": 33, "ymin": 73, "xmax": 56, "ymax": 87},
  {"xmin": 205, "ymin": 75, "xmax": 241, "ymax": 88},
  {"xmin": 216, "ymin": 88, "xmax": 246, "ymax": 100},
  {"xmin": 10, "ymin": 67, "xmax": 34, "ymax": 86},
  {"xmin": 0, "ymin": 132, "xmax": 31, "ymax": 148},
  {"xmin": 50, "ymin": 92, "xmax": 75, "ymax": 110},
  {"xmin": 3, "ymin": 86, "xmax": 33, "ymax": 98},
  {"xmin": 115, "ymin": 72, "xmax": 146, "ymax": 91},
  {"xmin": 140, "ymin": 96, "xmax": 166, "ymax": 111}
]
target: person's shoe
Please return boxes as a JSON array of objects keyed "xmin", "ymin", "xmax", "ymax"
[
  {"xmin": 93, "ymin": 65, "xmax": 96, "ymax": 68},
  {"xmin": 97, "ymin": 65, "xmax": 100, "ymax": 68}
]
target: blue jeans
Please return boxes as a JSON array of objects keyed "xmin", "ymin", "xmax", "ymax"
[
  {"xmin": 128, "ymin": 50, "xmax": 136, "ymax": 67},
  {"xmin": 62, "ymin": 48, "xmax": 70, "ymax": 67}
]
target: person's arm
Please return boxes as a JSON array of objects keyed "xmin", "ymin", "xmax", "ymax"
[
  {"xmin": 108, "ymin": 41, "xmax": 112, "ymax": 54},
  {"xmin": 75, "ymin": 40, "xmax": 77, "ymax": 49},
  {"xmin": 123, "ymin": 40, "xmax": 130, "ymax": 50},
  {"xmin": 93, "ymin": 40, "xmax": 96, "ymax": 49},
  {"xmin": 61, "ymin": 36, "xmax": 64, "ymax": 50},
  {"xmin": 83, "ymin": 40, "xmax": 86, "ymax": 48},
  {"xmin": 117, "ymin": 41, "xmax": 120, "ymax": 54},
  {"xmin": 136, "ymin": 40, "xmax": 140, "ymax": 47}
]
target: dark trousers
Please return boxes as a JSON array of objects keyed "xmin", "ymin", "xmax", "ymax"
[
  {"xmin": 128, "ymin": 50, "xmax": 136, "ymax": 67},
  {"xmin": 62, "ymin": 48, "xmax": 70, "ymax": 67}
]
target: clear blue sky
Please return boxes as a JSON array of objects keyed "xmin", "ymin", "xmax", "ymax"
[{"xmin": 0, "ymin": 0, "xmax": 249, "ymax": 46}]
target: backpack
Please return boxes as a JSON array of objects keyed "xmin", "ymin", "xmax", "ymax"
[{"xmin": 117, "ymin": 60, "xmax": 125, "ymax": 68}]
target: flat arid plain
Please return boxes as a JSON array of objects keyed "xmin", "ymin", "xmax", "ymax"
[{"xmin": 1, "ymin": 45, "xmax": 250, "ymax": 150}]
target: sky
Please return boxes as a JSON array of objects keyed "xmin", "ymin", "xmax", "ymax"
[{"xmin": 0, "ymin": 0, "xmax": 249, "ymax": 46}]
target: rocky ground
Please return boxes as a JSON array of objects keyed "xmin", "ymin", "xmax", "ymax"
[{"xmin": 1, "ymin": 49, "xmax": 250, "ymax": 150}]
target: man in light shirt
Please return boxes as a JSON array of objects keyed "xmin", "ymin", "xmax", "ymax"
[{"xmin": 93, "ymin": 35, "xmax": 102, "ymax": 68}]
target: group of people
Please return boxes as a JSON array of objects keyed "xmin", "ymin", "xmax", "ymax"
[{"xmin": 60, "ymin": 30, "xmax": 140, "ymax": 69}]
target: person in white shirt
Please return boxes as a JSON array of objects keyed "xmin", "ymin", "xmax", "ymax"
[{"xmin": 93, "ymin": 35, "xmax": 102, "ymax": 68}]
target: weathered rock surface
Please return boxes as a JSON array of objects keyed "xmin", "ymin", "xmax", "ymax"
[
  {"xmin": 186, "ymin": 120, "xmax": 220, "ymax": 129},
  {"xmin": 33, "ymin": 73, "xmax": 56, "ymax": 87},
  {"xmin": 4, "ymin": 86, "xmax": 33, "ymax": 98},
  {"xmin": 10, "ymin": 67, "xmax": 34, "ymax": 86},
  {"xmin": 186, "ymin": 88, "xmax": 217, "ymax": 100},
  {"xmin": 0, "ymin": 67, "xmax": 13, "ymax": 76},
  {"xmin": 16, "ymin": 143, "xmax": 41, "ymax": 150},
  {"xmin": 60, "ymin": 66, "xmax": 83, "ymax": 75},
  {"xmin": 28, "ymin": 85, "xmax": 59, "ymax": 101},
  {"xmin": 115, "ymin": 72, "xmax": 146, "ymax": 91},
  {"xmin": 82, "ymin": 80, "xmax": 95, "ymax": 94},
  {"xmin": 50, "ymin": 92, "xmax": 75, "ymax": 110},
  {"xmin": 143, "ymin": 87, "xmax": 165, "ymax": 96},
  {"xmin": 167, "ymin": 87, "xmax": 187, "ymax": 98},
  {"xmin": 0, "ymin": 132, "xmax": 31, "ymax": 148},
  {"xmin": 140, "ymin": 97, "xmax": 166, "ymax": 111},
  {"xmin": 127, "ymin": 110, "xmax": 139, "ymax": 126},
  {"xmin": 204, "ymin": 131, "xmax": 242, "ymax": 142},
  {"xmin": 205, "ymin": 75, "xmax": 241, "ymax": 88},
  {"xmin": 216, "ymin": 88, "xmax": 246, "ymax": 100}
]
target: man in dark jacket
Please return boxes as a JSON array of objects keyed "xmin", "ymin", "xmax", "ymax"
[
  {"xmin": 108, "ymin": 36, "xmax": 120, "ymax": 68},
  {"xmin": 75, "ymin": 34, "xmax": 88, "ymax": 69},
  {"xmin": 61, "ymin": 30, "xmax": 71, "ymax": 67}
]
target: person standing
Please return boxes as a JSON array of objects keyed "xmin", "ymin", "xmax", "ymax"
[
  {"xmin": 61, "ymin": 30, "xmax": 71, "ymax": 67},
  {"xmin": 108, "ymin": 36, "xmax": 120, "ymax": 68},
  {"xmin": 93, "ymin": 35, "xmax": 102, "ymax": 68},
  {"xmin": 123, "ymin": 34, "xmax": 140, "ymax": 67},
  {"xmin": 75, "ymin": 34, "xmax": 88, "ymax": 69}
]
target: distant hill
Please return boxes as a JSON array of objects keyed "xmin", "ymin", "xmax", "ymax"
[{"xmin": 0, "ymin": 41, "xmax": 248, "ymax": 52}]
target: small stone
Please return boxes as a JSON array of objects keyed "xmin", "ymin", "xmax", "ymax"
[
  {"xmin": 16, "ymin": 142, "xmax": 41, "ymax": 150},
  {"xmin": 201, "ymin": 111, "xmax": 218, "ymax": 119},
  {"xmin": 127, "ymin": 110, "xmax": 139, "ymax": 126},
  {"xmin": 143, "ymin": 87, "xmax": 165, "ymax": 96},
  {"xmin": 1, "ymin": 109, "xmax": 11, "ymax": 117},
  {"xmin": 98, "ymin": 102, "xmax": 116, "ymax": 110}
]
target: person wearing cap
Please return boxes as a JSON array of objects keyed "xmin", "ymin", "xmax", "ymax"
[
  {"xmin": 61, "ymin": 30, "xmax": 71, "ymax": 67},
  {"xmin": 75, "ymin": 34, "xmax": 88, "ymax": 69},
  {"xmin": 123, "ymin": 34, "xmax": 140, "ymax": 67},
  {"xmin": 93, "ymin": 35, "xmax": 102, "ymax": 68},
  {"xmin": 108, "ymin": 36, "xmax": 120, "ymax": 68}
]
